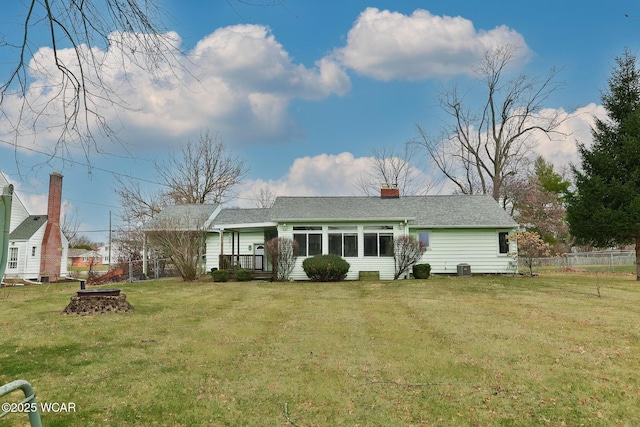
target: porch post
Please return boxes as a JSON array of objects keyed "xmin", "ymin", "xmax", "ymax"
[{"xmin": 219, "ymin": 228, "xmax": 224, "ymax": 269}]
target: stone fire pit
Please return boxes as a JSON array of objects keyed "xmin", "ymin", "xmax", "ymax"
[{"xmin": 62, "ymin": 288, "xmax": 134, "ymax": 315}]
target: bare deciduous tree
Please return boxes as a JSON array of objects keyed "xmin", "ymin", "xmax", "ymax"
[
  {"xmin": 266, "ymin": 237, "xmax": 298, "ymax": 281},
  {"xmin": 415, "ymin": 44, "xmax": 565, "ymax": 203},
  {"xmin": 356, "ymin": 144, "xmax": 433, "ymax": 196},
  {"xmin": 61, "ymin": 206, "xmax": 81, "ymax": 245},
  {"xmin": 145, "ymin": 212, "xmax": 209, "ymax": 281},
  {"xmin": 114, "ymin": 129, "xmax": 246, "ymax": 226},
  {"xmin": 393, "ymin": 235, "xmax": 427, "ymax": 280},
  {"xmin": 154, "ymin": 130, "xmax": 247, "ymax": 205},
  {"xmin": 114, "ymin": 176, "xmax": 169, "ymax": 227},
  {"xmin": 252, "ymin": 185, "xmax": 277, "ymax": 208},
  {"xmin": 114, "ymin": 130, "xmax": 246, "ymax": 280}
]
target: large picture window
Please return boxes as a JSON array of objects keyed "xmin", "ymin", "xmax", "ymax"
[
  {"xmin": 363, "ymin": 226, "xmax": 394, "ymax": 257},
  {"xmin": 328, "ymin": 226, "xmax": 358, "ymax": 257},
  {"xmin": 293, "ymin": 226, "xmax": 322, "ymax": 257}
]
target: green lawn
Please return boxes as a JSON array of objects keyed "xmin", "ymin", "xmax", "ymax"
[{"xmin": 1, "ymin": 274, "xmax": 639, "ymax": 426}]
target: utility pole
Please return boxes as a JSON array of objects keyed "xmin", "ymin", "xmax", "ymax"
[{"xmin": 108, "ymin": 211, "xmax": 112, "ymax": 270}]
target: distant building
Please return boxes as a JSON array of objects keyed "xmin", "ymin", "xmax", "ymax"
[
  {"xmin": 1, "ymin": 172, "xmax": 69, "ymax": 282},
  {"xmin": 96, "ymin": 244, "xmax": 120, "ymax": 266},
  {"xmin": 67, "ymin": 249, "xmax": 103, "ymax": 268}
]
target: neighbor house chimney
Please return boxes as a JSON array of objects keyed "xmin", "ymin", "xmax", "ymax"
[
  {"xmin": 40, "ymin": 172, "xmax": 63, "ymax": 282},
  {"xmin": 380, "ymin": 184, "xmax": 400, "ymax": 199}
]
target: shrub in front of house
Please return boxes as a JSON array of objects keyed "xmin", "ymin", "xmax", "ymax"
[
  {"xmin": 302, "ymin": 254, "xmax": 350, "ymax": 282},
  {"xmin": 413, "ymin": 263, "xmax": 431, "ymax": 279},
  {"xmin": 235, "ymin": 269, "xmax": 253, "ymax": 282},
  {"xmin": 211, "ymin": 269, "xmax": 229, "ymax": 282}
]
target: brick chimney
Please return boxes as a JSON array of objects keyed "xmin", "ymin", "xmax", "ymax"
[
  {"xmin": 380, "ymin": 184, "xmax": 400, "ymax": 199},
  {"xmin": 40, "ymin": 172, "xmax": 63, "ymax": 282}
]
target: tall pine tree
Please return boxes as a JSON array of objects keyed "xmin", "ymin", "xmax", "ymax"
[{"xmin": 566, "ymin": 48, "xmax": 640, "ymax": 280}]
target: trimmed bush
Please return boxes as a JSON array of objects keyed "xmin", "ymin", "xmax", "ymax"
[
  {"xmin": 413, "ymin": 263, "xmax": 431, "ymax": 279},
  {"xmin": 302, "ymin": 254, "xmax": 350, "ymax": 282},
  {"xmin": 211, "ymin": 269, "xmax": 229, "ymax": 282},
  {"xmin": 235, "ymin": 269, "xmax": 253, "ymax": 282}
]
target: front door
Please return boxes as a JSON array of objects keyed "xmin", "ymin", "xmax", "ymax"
[{"xmin": 254, "ymin": 244, "xmax": 265, "ymax": 271}]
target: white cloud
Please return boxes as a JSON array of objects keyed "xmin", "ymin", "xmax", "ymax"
[
  {"xmin": 531, "ymin": 103, "xmax": 605, "ymax": 171},
  {"xmin": 335, "ymin": 8, "xmax": 530, "ymax": 81},
  {"xmin": 236, "ymin": 152, "xmax": 369, "ymax": 206},
  {"xmin": 0, "ymin": 25, "xmax": 351, "ymax": 153},
  {"xmin": 235, "ymin": 151, "xmax": 436, "ymax": 206},
  {"xmin": 236, "ymin": 104, "xmax": 605, "ymax": 207}
]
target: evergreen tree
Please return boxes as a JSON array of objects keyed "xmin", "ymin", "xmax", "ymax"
[{"xmin": 566, "ymin": 48, "xmax": 640, "ymax": 280}]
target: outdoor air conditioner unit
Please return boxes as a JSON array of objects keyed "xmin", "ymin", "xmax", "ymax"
[{"xmin": 457, "ymin": 263, "xmax": 471, "ymax": 276}]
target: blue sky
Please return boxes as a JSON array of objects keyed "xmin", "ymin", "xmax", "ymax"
[{"xmin": 0, "ymin": 0, "xmax": 638, "ymax": 243}]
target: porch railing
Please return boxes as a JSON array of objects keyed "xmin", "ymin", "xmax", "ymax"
[{"xmin": 219, "ymin": 254, "xmax": 266, "ymax": 272}]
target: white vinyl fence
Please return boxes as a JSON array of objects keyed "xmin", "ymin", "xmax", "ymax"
[{"xmin": 521, "ymin": 250, "xmax": 635, "ymax": 273}]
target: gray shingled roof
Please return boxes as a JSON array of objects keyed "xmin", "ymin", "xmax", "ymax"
[
  {"xmin": 269, "ymin": 195, "xmax": 517, "ymax": 228},
  {"xmin": 10, "ymin": 215, "xmax": 47, "ymax": 240},
  {"xmin": 156, "ymin": 196, "xmax": 517, "ymax": 231},
  {"xmin": 213, "ymin": 208, "xmax": 274, "ymax": 226},
  {"xmin": 143, "ymin": 204, "xmax": 219, "ymax": 231}
]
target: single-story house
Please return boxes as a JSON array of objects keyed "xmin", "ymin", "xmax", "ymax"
[
  {"xmin": 68, "ymin": 249, "xmax": 103, "ymax": 267},
  {"xmin": 1, "ymin": 172, "xmax": 69, "ymax": 282},
  {"xmin": 201, "ymin": 188, "xmax": 518, "ymax": 280}
]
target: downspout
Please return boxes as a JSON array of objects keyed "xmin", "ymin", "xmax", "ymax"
[{"xmin": 0, "ymin": 184, "xmax": 14, "ymax": 282}]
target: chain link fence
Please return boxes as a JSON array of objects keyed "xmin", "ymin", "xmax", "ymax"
[{"xmin": 521, "ymin": 250, "xmax": 636, "ymax": 273}]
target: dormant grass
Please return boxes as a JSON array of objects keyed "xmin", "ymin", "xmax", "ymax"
[{"xmin": 1, "ymin": 273, "xmax": 639, "ymax": 426}]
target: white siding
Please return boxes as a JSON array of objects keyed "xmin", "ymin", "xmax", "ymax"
[
  {"xmin": 0, "ymin": 172, "xmax": 30, "ymax": 233},
  {"xmin": 205, "ymin": 230, "xmax": 266, "ymax": 271},
  {"xmin": 416, "ymin": 228, "xmax": 517, "ymax": 274},
  {"xmin": 5, "ymin": 225, "xmax": 70, "ymax": 281},
  {"xmin": 5, "ymin": 236, "xmax": 43, "ymax": 280},
  {"xmin": 5, "ymin": 242, "xmax": 26, "ymax": 279},
  {"xmin": 60, "ymin": 233, "xmax": 69, "ymax": 278}
]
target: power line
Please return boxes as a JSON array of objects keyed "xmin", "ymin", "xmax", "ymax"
[
  {"xmin": 0, "ymin": 138, "xmax": 163, "ymax": 185},
  {"xmin": 10, "ymin": 187, "xmax": 120, "ymax": 209},
  {"xmin": 1, "ymin": 139, "xmax": 266, "ymax": 205}
]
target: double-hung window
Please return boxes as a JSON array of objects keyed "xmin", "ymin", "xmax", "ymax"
[
  {"xmin": 417, "ymin": 231, "xmax": 430, "ymax": 248},
  {"xmin": 498, "ymin": 232, "xmax": 510, "ymax": 254},
  {"xmin": 8, "ymin": 247, "xmax": 18, "ymax": 269},
  {"xmin": 328, "ymin": 226, "xmax": 358, "ymax": 257},
  {"xmin": 293, "ymin": 226, "xmax": 322, "ymax": 257},
  {"xmin": 363, "ymin": 226, "xmax": 394, "ymax": 257}
]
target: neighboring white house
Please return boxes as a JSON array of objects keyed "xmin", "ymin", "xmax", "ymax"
[
  {"xmin": 96, "ymin": 244, "xmax": 122, "ymax": 266},
  {"xmin": 1, "ymin": 172, "xmax": 69, "ymax": 282},
  {"xmin": 200, "ymin": 189, "xmax": 519, "ymax": 280}
]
